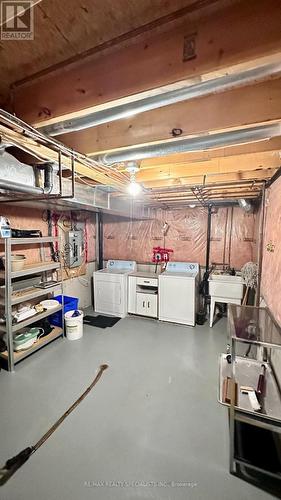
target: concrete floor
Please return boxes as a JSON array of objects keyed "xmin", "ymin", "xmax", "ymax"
[{"xmin": 0, "ymin": 314, "xmax": 275, "ymax": 500}]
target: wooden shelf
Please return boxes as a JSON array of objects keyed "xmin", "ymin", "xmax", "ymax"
[
  {"xmin": 0, "ymin": 237, "xmax": 59, "ymax": 245},
  {"xmin": 0, "ymin": 304, "xmax": 62, "ymax": 333},
  {"xmin": 0, "ymin": 326, "xmax": 63, "ymax": 364},
  {"xmin": 0, "ymin": 261, "xmax": 60, "ymax": 279},
  {"xmin": 0, "ymin": 283, "xmax": 62, "ymax": 306}
]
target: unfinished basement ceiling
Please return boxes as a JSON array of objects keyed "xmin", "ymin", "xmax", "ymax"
[
  {"xmin": 1, "ymin": 0, "xmax": 280, "ymax": 208},
  {"xmin": 0, "ymin": 0, "xmax": 237, "ymax": 106}
]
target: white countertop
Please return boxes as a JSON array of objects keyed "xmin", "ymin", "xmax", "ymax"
[{"xmin": 130, "ymin": 272, "xmax": 159, "ymax": 279}]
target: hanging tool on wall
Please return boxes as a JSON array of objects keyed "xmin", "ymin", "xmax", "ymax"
[{"xmin": 0, "ymin": 364, "xmax": 109, "ymax": 486}]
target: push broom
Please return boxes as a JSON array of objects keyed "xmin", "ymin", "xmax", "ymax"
[{"xmin": 0, "ymin": 364, "xmax": 108, "ymax": 486}]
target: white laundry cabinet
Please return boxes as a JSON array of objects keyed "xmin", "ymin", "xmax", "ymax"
[{"xmin": 128, "ymin": 274, "xmax": 158, "ymax": 319}]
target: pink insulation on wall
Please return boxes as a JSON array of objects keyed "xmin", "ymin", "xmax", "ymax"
[
  {"xmin": 0, "ymin": 205, "xmax": 49, "ymax": 264},
  {"xmin": 103, "ymin": 206, "xmax": 257, "ymax": 269},
  {"xmin": 0, "ymin": 206, "xmax": 96, "ymax": 264},
  {"xmin": 84, "ymin": 217, "xmax": 96, "ymax": 262},
  {"xmin": 55, "ymin": 211, "xmax": 96, "ymax": 262},
  {"xmin": 261, "ymin": 176, "xmax": 281, "ymax": 326}
]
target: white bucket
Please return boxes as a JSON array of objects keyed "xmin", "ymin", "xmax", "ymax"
[{"xmin": 65, "ymin": 310, "xmax": 84, "ymax": 340}]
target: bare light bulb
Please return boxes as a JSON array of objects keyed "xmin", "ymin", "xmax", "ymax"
[{"xmin": 128, "ymin": 181, "xmax": 141, "ymax": 196}]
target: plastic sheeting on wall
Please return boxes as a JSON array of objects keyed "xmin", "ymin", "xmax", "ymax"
[
  {"xmin": 0, "ymin": 205, "xmax": 50, "ymax": 264},
  {"xmin": 0, "ymin": 206, "xmax": 96, "ymax": 265},
  {"xmin": 210, "ymin": 206, "xmax": 257, "ymax": 270},
  {"xmin": 261, "ymin": 176, "xmax": 281, "ymax": 326},
  {"xmin": 103, "ymin": 206, "xmax": 257, "ymax": 269}
]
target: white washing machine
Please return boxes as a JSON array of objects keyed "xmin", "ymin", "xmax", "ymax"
[
  {"xmin": 94, "ymin": 260, "xmax": 136, "ymax": 318},
  {"xmin": 159, "ymin": 262, "xmax": 199, "ymax": 326}
]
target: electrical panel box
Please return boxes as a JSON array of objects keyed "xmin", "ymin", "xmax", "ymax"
[{"xmin": 65, "ymin": 230, "xmax": 84, "ymax": 268}]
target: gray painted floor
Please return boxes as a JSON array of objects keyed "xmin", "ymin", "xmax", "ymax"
[{"xmin": 0, "ymin": 314, "xmax": 275, "ymax": 500}]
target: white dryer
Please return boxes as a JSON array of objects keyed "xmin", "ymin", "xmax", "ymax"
[
  {"xmin": 159, "ymin": 262, "xmax": 199, "ymax": 326},
  {"xmin": 94, "ymin": 260, "xmax": 136, "ymax": 318}
]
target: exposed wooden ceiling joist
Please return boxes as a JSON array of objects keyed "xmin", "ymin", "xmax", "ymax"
[
  {"xmin": 145, "ymin": 194, "xmax": 259, "ymax": 208},
  {"xmin": 0, "ymin": 116, "xmax": 126, "ymax": 188},
  {"xmin": 2, "ymin": 1, "xmax": 280, "ymax": 207},
  {"xmin": 12, "ymin": 0, "xmax": 281, "ymax": 128},
  {"xmin": 2, "ymin": 0, "xmax": 221, "ymax": 105},
  {"xmin": 13, "ymin": 0, "xmax": 237, "ymax": 92},
  {"xmin": 141, "ymin": 167, "xmax": 277, "ymax": 188},
  {"xmin": 149, "ymin": 188, "xmax": 262, "ymax": 199},
  {"xmin": 136, "ymin": 151, "xmax": 281, "ymax": 185},
  {"xmin": 138, "ymin": 137, "xmax": 281, "ymax": 170},
  {"xmin": 58, "ymin": 78, "xmax": 281, "ymax": 155},
  {"xmin": 150, "ymin": 185, "xmax": 262, "ymax": 197}
]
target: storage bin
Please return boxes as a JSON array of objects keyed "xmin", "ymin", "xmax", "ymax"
[{"xmin": 49, "ymin": 295, "xmax": 79, "ymax": 327}]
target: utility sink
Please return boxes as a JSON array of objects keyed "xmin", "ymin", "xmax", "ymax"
[
  {"xmin": 208, "ymin": 273, "xmax": 244, "ymax": 300},
  {"xmin": 208, "ymin": 272, "xmax": 245, "ymax": 327}
]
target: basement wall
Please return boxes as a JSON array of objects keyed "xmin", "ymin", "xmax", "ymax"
[
  {"xmin": 103, "ymin": 206, "xmax": 257, "ymax": 270},
  {"xmin": 261, "ymin": 176, "xmax": 281, "ymax": 326},
  {"xmin": 0, "ymin": 206, "xmax": 96, "ymax": 308}
]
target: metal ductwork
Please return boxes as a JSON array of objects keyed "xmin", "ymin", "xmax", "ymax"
[
  {"xmin": 0, "ymin": 150, "xmax": 137, "ymax": 216},
  {"xmin": 0, "ymin": 180, "xmax": 44, "ymax": 196},
  {"xmin": 38, "ymin": 62, "xmax": 281, "ymax": 136},
  {"xmin": 7, "ymin": 182, "xmax": 141, "ymax": 217},
  {"xmin": 238, "ymin": 199, "xmax": 254, "ymax": 212},
  {"xmin": 41, "ymin": 163, "xmax": 54, "ymax": 193},
  {"xmin": 0, "ymin": 151, "xmax": 56, "ymax": 196},
  {"xmin": 94, "ymin": 123, "xmax": 281, "ymax": 165}
]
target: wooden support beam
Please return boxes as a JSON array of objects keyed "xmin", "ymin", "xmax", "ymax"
[
  {"xmin": 136, "ymin": 150, "xmax": 281, "ymax": 183},
  {"xmin": 142, "ymin": 168, "xmax": 276, "ymax": 188},
  {"xmin": 151, "ymin": 196, "xmax": 259, "ymax": 204},
  {"xmin": 157, "ymin": 191, "xmax": 260, "ymax": 199},
  {"xmin": 147, "ymin": 193, "xmax": 259, "ymax": 206},
  {"xmin": 138, "ymin": 137, "xmax": 281, "ymax": 170},
  {"xmin": 151, "ymin": 185, "xmax": 262, "ymax": 197},
  {"xmin": 152, "ymin": 187, "xmax": 262, "ymax": 198},
  {"xmin": 147, "ymin": 183, "xmax": 263, "ymax": 198},
  {"xmin": 58, "ymin": 78, "xmax": 281, "ymax": 154},
  {"xmin": 0, "ymin": 124, "xmax": 125, "ymax": 188},
  {"xmin": 13, "ymin": 0, "xmax": 281, "ymax": 127}
]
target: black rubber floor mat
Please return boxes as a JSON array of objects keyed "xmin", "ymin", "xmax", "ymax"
[{"xmin": 83, "ymin": 315, "xmax": 121, "ymax": 328}]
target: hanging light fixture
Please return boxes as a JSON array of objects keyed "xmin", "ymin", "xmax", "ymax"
[{"xmin": 125, "ymin": 161, "xmax": 142, "ymax": 196}]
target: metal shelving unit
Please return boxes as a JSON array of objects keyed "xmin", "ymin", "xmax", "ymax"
[
  {"xmin": 219, "ymin": 304, "xmax": 281, "ymax": 493},
  {"xmin": 0, "ymin": 236, "xmax": 64, "ymax": 372},
  {"xmin": 0, "ymin": 261, "xmax": 60, "ymax": 279}
]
